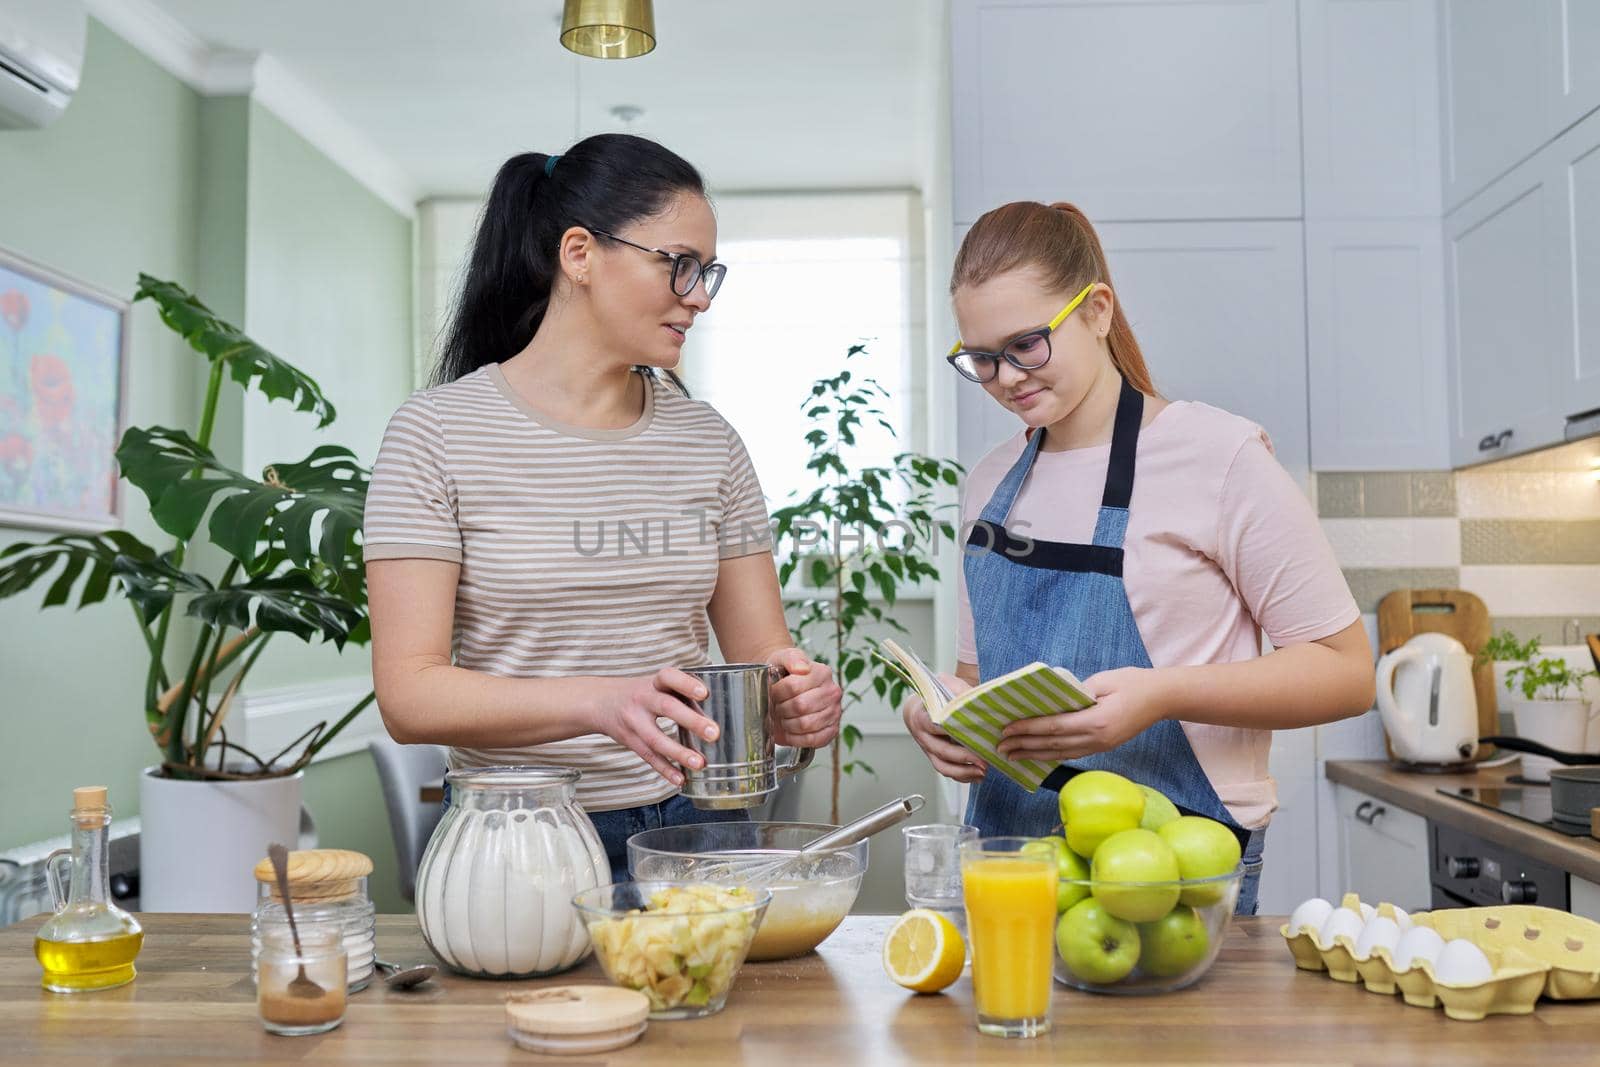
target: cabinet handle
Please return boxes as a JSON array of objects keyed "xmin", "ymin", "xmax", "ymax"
[
  {"xmin": 1354, "ymin": 800, "xmax": 1375, "ymax": 821},
  {"xmin": 1477, "ymin": 429, "xmax": 1513, "ymax": 452},
  {"xmin": 1357, "ymin": 804, "xmax": 1386, "ymax": 825},
  {"xmin": 1566, "ymin": 408, "xmax": 1600, "ymax": 442}
]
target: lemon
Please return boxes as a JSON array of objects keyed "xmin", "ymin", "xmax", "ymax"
[{"xmin": 882, "ymin": 909, "xmax": 965, "ymax": 993}]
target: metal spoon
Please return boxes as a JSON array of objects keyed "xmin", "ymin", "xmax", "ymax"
[
  {"xmin": 721, "ymin": 794, "xmax": 927, "ymax": 885},
  {"xmin": 266, "ymin": 843, "xmax": 325, "ymax": 1000},
  {"xmin": 375, "ymin": 958, "xmax": 437, "ymax": 990}
]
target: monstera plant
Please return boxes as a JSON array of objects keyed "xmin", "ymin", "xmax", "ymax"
[{"xmin": 0, "ymin": 275, "xmax": 372, "ymax": 782}]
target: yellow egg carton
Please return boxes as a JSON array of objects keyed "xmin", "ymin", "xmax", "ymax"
[
  {"xmin": 1423, "ymin": 904, "xmax": 1600, "ymax": 1001},
  {"xmin": 1280, "ymin": 893, "xmax": 1600, "ymax": 1021}
]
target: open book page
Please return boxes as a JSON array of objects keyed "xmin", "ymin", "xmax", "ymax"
[{"xmin": 875, "ymin": 641, "xmax": 1096, "ymax": 792}]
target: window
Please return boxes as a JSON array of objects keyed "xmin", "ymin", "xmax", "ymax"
[{"xmin": 679, "ymin": 191, "xmax": 925, "ymax": 522}]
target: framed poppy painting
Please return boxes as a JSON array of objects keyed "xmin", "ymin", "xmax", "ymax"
[{"xmin": 0, "ymin": 248, "xmax": 129, "ymax": 532}]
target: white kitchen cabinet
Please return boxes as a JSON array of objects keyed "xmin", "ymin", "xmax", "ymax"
[
  {"xmin": 1095, "ymin": 221, "xmax": 1310, "ymax": 474},
  {"xmin": 950, "ymin": 0, "xmax": 1302, "ymax": 224},
  {"xmin": 1307, "ymin": 219, "xmax": 1451, "ymax": 470},
  {"xmin": 1445, "ymin": 103, "xmax": 1600, "ymax": 464},
  {"xmin": 1440, "ymin": 0, "xmax": 1558, "ymax": 211},
  {"xmin": 1444, "ymin": 153, "xmax": 1568, "ymax": 466},
  {"xmin": 1573, "ymin": 877, "xmax": 1600, "ymax": 924},
  {"xmin": 1335, "ymin": 784, "xmax": 1433, "ymax": 913},
  {"xmin": 1299, "ymin": 0, "xmax": 1443, "ymax": 220},
  {"xmin": 1549, "ymin": 105, "xmax": 1600, "ymax": 430},
  {"xmin": 1552, "ymin": 0, "xmax": 1600, "ymax": 135}
]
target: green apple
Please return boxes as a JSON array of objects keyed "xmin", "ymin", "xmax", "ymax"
[
  {"xmin": 1138, "ymin": 785, "xmax": 1181, "ymax": 831},
  {"xmin": 1056, "ymin": 898, "xmax": 1141, "ymax": 984},
  {"xmin": 1059, "ymin": 770, "xmax": 1145, "ymax": 859},
  {"xmin": 1137, "ymin": 905, "xmax": 1210, "ymax": 977},
  {"xmin": 1090, "ymin": 828, "xmax": 1181, "ymax": 922},
  {"xmin": 1157, "ymin": 816, "xmax": 1243, "ymax": 907},
  {"xmin": 1023, "ymin": 835, "xmax": 1091, "ymax": 912}
]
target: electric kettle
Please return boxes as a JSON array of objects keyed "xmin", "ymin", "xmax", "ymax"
[{"xmin": 1375, "ymin": 632, "xmax": 1479, "ymax": 766}]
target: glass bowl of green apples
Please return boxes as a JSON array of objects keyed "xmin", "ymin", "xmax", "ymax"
[{"xmin": 1032, "ymin": 771, "xmax": 1245, "ymax": 995}]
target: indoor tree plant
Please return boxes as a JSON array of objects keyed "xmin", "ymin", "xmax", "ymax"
[
  {"xmin": 0, "ymin": 275, "xmax": 373, "ymax": 910},
  {"xmin": 769, "ymin": 344, "xmax": 964, "ymax": 823}
]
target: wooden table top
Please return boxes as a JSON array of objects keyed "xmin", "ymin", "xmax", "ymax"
[
  {"xmin": 1326, "ymin": 759, "xmax": 1600, "ymax": 884},
  {"xmin": 3, "ymin": 912, "xmax": 1595, "ymax": 1065}
]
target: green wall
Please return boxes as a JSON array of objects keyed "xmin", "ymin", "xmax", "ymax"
[
  {"xmin": 0, "ymin": 20, "xmax": 204, "ymax": 852},
  {"xmin": 0, "ymin": 21, "xmax": 414, "ymax": 913}
]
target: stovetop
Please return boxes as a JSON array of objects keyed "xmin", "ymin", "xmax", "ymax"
[{"xmin": 1440, "ymin": 783, "xmax": 1593, "ymax": 837}]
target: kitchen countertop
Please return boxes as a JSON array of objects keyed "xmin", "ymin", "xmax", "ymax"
[
  {"xmin": 4, "ymin": 912, "xmax": 1597, "ymax": 1065},
  {"xmin": 1326, "ymin": 759, "xmax": 1600, "ymax": 884}
]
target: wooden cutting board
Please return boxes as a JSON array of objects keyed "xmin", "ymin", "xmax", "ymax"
[{"xmin": 1376, "ymin": 588, "xmax": 1498, "ymax": 762}]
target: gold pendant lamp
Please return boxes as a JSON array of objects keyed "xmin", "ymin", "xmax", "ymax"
[{"xmin": 560, "ymin": 0, "xmax": 656, "ymax": 59}]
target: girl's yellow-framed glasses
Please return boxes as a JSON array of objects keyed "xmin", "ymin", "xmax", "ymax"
[{"xmin": 946, "ymin": 282, "xmax": 1096, "ymax": 383}]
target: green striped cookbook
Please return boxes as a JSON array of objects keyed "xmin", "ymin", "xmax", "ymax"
[{"xmin": 877, "ymin": 638, "xmax": 1097, "ymax": 791}]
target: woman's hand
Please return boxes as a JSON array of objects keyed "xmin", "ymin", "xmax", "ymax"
[
  {"xmin": 996, "ymin": 666, "xmax": 1168, "ymax": 763},
  {"xmin": 592, "ymin": 668, "xmax": 721, "ymax": 787},
  {"xmin": 902, "ymin": 674, "xmax": 988, "ymax": 784},
  {"xmin": 766, "ymin": 648, "xmax": 843, "ymax": 748}
]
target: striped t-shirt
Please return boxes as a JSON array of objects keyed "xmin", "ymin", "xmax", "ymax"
[{"xmin": 364, "ymin": 363, "xmax": 773, "ymax": 811}]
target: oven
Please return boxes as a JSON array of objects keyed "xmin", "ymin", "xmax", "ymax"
[{"xmin": 1429, "ymin": 820, "xmax": 1570, "ymax": 911}]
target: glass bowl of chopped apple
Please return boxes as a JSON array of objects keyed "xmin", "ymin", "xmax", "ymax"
[{"xmin": 572, "ymin": 882, "xmax": 772, "ymax": 1019}]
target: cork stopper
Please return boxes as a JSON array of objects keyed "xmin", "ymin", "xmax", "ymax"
[{"xmin": 73, "ymin": 786, "xmax": 108, "ymax": 812}]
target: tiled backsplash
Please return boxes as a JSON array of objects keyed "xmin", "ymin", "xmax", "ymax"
[{"xmin": 1317, "ymin": 438, "xmax": 1600, "ymax": 645}]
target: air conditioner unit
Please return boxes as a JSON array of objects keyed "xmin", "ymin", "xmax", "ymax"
[{"xmin": 0, "ymin": 0, "xmax": 85, "ymax": 129}]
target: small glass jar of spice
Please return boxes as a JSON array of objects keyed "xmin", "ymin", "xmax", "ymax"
[{"xmin": 256, "ymin": 924, "xmax": 346, "ymax": 1036}]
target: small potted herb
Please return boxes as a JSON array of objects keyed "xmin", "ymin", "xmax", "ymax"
[{"xmin": 1479, "ymin": 631, "xmax": 1597, "ymax": 780}]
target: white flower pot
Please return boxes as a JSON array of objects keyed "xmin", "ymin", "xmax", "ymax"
[
  {"xmin": 138, "ymin": 766, "xmax": 304, "ymax": 913},
  {"xmin": 1507, "ymin": 699, "xmax": 1598, "ymax": 783}
]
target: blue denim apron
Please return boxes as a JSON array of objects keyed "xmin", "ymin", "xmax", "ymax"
[{"xmin": 962, "ymin": 377, "xmax": 1265, "ymax": 914}]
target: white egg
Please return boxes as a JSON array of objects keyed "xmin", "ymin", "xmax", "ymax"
[
  {"xmin": 1358, "ymin": 902, "xmax": 1376, "ymax": 922},
  {"xmin": 1289, "ymin": 897, "xmax": 1334, "ymax": 936},
  {"xmin": 1319, "ymin": 907, "xmax": 1366, "ymax": 946},
  {"xmin": 1433, "ymin": 939, "xmax": 1494, "ymax": 985},
  {"xmin": 1355, "ymin": 916, "xmax": 1402, "ymax": 959},
  {"xmin": 1392, "ymin": 926, "xmax": 1445, "ymax": 971}
]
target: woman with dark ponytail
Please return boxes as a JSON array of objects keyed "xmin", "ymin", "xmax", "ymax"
[
  {"xmin": 900, "ymin": 200, "xmax": 1374, "ymax": 914},
  {"xmin": 365, "ymin": 135, "xmax": 841, "ymax": 877}
]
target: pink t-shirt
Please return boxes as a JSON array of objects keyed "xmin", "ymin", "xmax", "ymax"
[{"xmin": 956, "ymin": 400, "xmax": 1360, "ymax": 829}]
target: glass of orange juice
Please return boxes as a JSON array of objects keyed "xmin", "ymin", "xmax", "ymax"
[{"xmin": 960, "ymin": 836, "xmax": 1056, "ymax": 1038}]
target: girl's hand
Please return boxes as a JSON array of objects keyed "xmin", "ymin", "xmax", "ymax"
[
  {"xmin": 593, "ymin": 668, "xmax": 720, "ymax": 787},
  {"xmin": 995, "ymin": 666, "xmax": 1169, "ymax": 763},
  {"xmin": 767, "ymin": 647, "xmax": 843, "ymax": 748},
  {"xmin": 902, "ymin": 673, "xmax": 988, "ymax": 783}
]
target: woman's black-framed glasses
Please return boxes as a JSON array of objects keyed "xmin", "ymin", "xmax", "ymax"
[
  {"xmin": 590, "ymin": 228, "xmax": 727, "ymax": 300},
  {"xmin": 946, "ymin": 282, "xmax": 1096, "ymax": 383}
]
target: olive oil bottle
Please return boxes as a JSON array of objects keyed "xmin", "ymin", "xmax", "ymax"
[{"xmin": 33, "ymin": 786, "xmax": 143, "ymax": 992}]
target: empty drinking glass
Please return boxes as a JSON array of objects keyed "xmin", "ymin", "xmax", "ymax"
[{"xmin": 902, "ymin": 823, "xmax": 978, "ymax": 939}]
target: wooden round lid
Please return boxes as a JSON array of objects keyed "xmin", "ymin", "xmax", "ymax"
[
  {"xmin": 505, "ymin": 985, "xmax": 650, "ymax": 1037},
  {"xmin": 251, "ymin": 848, "xmax": 373, "ymax": 885}
]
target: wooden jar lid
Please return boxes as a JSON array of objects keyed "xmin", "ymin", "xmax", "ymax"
[
  {"xmin": 252, "ymin": 849, "xmax": 373, "ymax": 902},
  {"xmin": 505, "ymin": 986, "xmax": 649, "ymax": 1054}
]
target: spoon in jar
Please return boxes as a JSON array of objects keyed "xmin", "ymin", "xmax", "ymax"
[
  {"xmin": 267, "ymin": 843, "xmax": 326, "ymax": 1000},
  {"xmin": 375, "ymin": 958, "xmax": 437, "ymax": 990}
]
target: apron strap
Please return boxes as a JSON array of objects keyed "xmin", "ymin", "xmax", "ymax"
[{"xmin": 1101, "ymin": 376, "xmax": 1143, "ymax": 511}]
